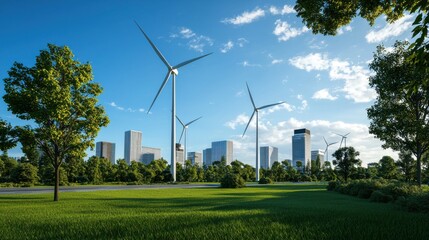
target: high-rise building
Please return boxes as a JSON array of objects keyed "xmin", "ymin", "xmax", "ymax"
[
  {"xmin": 203, "ymin": 148, "xmax": 212, "ymax": 166},
  {"xmin": 292, "ymin": 128, "xmax": 311, "ymax": 171},
  {"xmin": 311, "ymin": 150, "xmax": 325, "ymax": 163},
  {"xmin": 124, "ymin": 130, "xmax": 142, "ymax": 165},
  {"xmin": 188, "ymin": 152, "xmax": 202, "ymax": 166},
  {"xmin": 260, "ymin": 146, "xmax": 278, "ymax": 169},
  {"xmin": 176, "ymin": 143, "xmax": 184, "ymax": 165},
  {"xmin": 96, "ymin": 141, "xmax": 116, "ymax": 164},
  {"xmin": 141, "ymin": 146, "xmax": 161, "ymax": 165},
  {"xmin": 211, "ymin": 140, "xmax": 233, "ymax": 165}
]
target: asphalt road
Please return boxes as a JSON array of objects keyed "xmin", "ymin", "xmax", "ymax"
[{"xmin": 0, "ymin": 183, "xmax": 221, "ymax": 195}]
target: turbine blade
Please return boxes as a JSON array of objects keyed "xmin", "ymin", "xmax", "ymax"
[
  {"xmin": 176, "ymin": 115, "xmax": 186, "ymax": 127},
  {"xmin": 186, "ymin": 116, "xmax": 202, "ymax": 126},
  {"xmin": 345, "ymin": 132, "xmax": 350, "ymax": 137},
  {"xmin": 328, "ymin": 141, "xmax": 338, "ymax": 146},
  {"xmin": 258, "ymin": 101, "xmax": 285, "ymax": 110},
  {"xmin": 173, "ymin": 52, "xmax": 212, "ymax": 69},
  {"xmin": 147, "ymin": 71, "xmax": 171, "ymax": 113},
  {"xmin": 242, "ymin": 111, "xmax": 256, "ymax": 137},
  {"xmin": 134, "ymin": 21, "xmax": 171, "ymax": 68},
  {"xmin": 323, "ymin": 136, "xmax": 328, "ymax": 145},
  {"xmin": 178, "ymin": 128, "xmax": 185, "ymax": 143},
  {"xmin": 246, "ymin": 82, "xmax": 256, "ymax": 109}
]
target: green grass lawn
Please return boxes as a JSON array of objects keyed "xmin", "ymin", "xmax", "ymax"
[{"xmin": 1, "ymin": 184, "xmax": 428, "ymax": 240}]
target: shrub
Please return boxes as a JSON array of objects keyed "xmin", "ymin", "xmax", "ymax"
[
  {"xmin": 258, "ymin": 177, "xmax": 273, "ymax": 184},
  {"xmin": 220, "ymin": 173, "xmax": 245, "ymax": 188},
  {"xmin": 357, "ymin": 188, "xmax": 373, "ymax": 199},
  {"xmin": 401, "ymin": 193, "xmax": 429, "ymax": 213},
  {"xmin": 370, "ymin": 190, "xmax": 393, "ymax": 203},
  {"xmin": 382, "ymin": 182, "xmax": 422, "ymax": 200},
  {"xmin": 327, "ymin": 181, "xmax": 339, "ymax": 191}
]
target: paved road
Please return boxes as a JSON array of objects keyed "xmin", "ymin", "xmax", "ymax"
[{"xmin": 0, "ymin": 183, "xmax": 220, "ymax": 195}]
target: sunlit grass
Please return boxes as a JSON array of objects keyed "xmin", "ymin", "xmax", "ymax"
[{"xmin": 1, "ymin": 184, "xmax": 428, "ymax": 239}]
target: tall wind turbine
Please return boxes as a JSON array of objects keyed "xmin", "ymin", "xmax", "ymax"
[
  {"xmin": 242, "ymin": 82, "xmax": 284, "ymax": 182},
  {"xmin": 323, "ymin": 137, "xmax": 338, "ymax": 162},
  {"xmin": 176, "ymin": 116, "xmax": 202, "ymax": 161},
  {"xmin": 135, "ymin": 21, "xmax": 211, "ymax": 182},
  {"xmin": 336, "ymin": 132, "xmax": 350, "ymax": 148}
]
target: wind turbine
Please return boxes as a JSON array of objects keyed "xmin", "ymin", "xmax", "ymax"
[
  {"xmin": 135, "ymin": 21, "xmax": 211, "ymax": 182},
  {"xmin": 176, "ymin": 116, "xmax": 202, "ymax": 161},
  {"xmin": 335, "ymin": 132, "xmax": 350, "ymax": 148},
  {"xmin": 242, "ymin": 82, "xmax": 285, "ymax": 182},
  {"xmin": 323, "ymin": 137, "xmax": 338, "ymax": 162}
]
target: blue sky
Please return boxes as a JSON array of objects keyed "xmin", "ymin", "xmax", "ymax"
[{"xmin": 0, "ymin": 1, "xmax": 414, "ymax": 166}]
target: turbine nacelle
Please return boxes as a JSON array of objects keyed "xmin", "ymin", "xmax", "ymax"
[{"xmin": 172, "ymin": 69, "xmax": 179, "ymax": 75}]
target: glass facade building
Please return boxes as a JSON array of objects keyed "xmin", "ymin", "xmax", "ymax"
[
  {"xmin": 292, "ymin": 128, "xmax": 311, "ymax": 171},
  {"xmin": 124, "ymin": 130, "xmax": 142, "ymax": 164},
  {"xmin": 96, "ymin": 141, "xmax": 116, "ymax": 164},
  {"xmin": 211, "ymin": 140, "xmax": 233, "ymax": 165},
  {"xmin": 260, "ymin": 146, "xmax": 278, "ymax": 169}
]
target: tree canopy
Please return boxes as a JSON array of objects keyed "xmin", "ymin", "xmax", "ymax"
[{"xmin": 3, "ymin": 44, "xmax": 109, "ymax": 201}]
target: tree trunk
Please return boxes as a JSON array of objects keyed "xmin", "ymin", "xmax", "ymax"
[
  {"xmin": 54, "ymin": 164, "xmax": 60, "ymax": 201},
  {"xmin": 416, "ymin": 151, "xmax": 422, "ymax": 187}
]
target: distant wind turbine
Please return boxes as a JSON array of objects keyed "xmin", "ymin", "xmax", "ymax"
[
  {"xmin": 135, "ymin": 21, "xmax": 212, "ymax": 182},
  {"xmin": 242, "ymin": 82, "xmax": 285, "ymax": 182},
  {"xmin": 176, "ymin": 116, "xmax": 202, "ymax": 161},
  {"xmin": 323, "ymin": 137, "xmax": 338, "ymax": 162},
  {"xmin": 335, "ymin": 132, "xmax": 350, "ymax": 148}
]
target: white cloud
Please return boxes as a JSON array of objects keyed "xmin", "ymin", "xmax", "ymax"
[
  {"xmin": 179, "ymin": 28, "xmax": 196, "ymax": 39},
  {"xmin": 221, "ymin": 41, "xmax": 234, "ymax": 53},
  {"xmin": 237, "ymin": 38, "xmax": 248, "ymax": 47},
  {"xmin": 269, "ymin": 5, "xmax": 295, "ymax": 15},
  {"xmin": 365, "ymin": 14, "xmax": 413, "ymax": 43},
  {"xmin": 337, "ymin": 25, "xmax": 352, "ymax": 35},
  {"xmin": 273, "ymin": 20, "xmax": 309, "ymax": 42},
  {"xmin": 222, "ymin": 8, "xmax": 265, "ymax": 25},
  {"xmin": 240, "ymin": 61, "xmax": 261, "ymax": 67},
  {"xmin": 312, "ymin": 89, "xmax": 338, "ymax": 100},
  {"xmin": 225, "ymin": 113, "xmax": 249, "ymax": 130},
  {"xmin": 289, "ymin": 53, "xmax": 376, "ymax": 102},
  {"xmin": 173, "ymin": 27, "xmax": 213, "ymax": 52},
  {"xmin": 271, "ymin": 59, "xmax": 284, "ymax": 64},
  {"xmin": 109, "ymin": 102, "xmax": 144, "ymax": 113},
  {"xmin": 235, "ymin": 91, "xmax": 243, "ymax": 97},
  {"xmin": 309, "ymin": 40, "xmax": 328, "ymax": 49}
]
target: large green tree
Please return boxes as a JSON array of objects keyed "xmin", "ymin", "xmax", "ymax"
[
  {"xmin": 332, "ymin": 147, "xmax": 361, "ymax": 182},
  {"xmin": 3, "ymin": 44, "xmax": 109, "ymax": 201},
  {"xmin": 367, "ymin": 41, "xmax": 429, "ymax": 186},
  {"xmin": 378, "ymin": 156, "xmax": 399, "ymax": 180},
  {"xmin": 0, "ymin": 118, "xmax": 17, "ymax": 155}
]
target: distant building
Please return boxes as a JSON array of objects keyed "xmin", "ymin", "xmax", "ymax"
[
  {"xmin": 188, "ymin": 152, "xmax": 202, "ymax": 166},
  {"xmin": 292, "ymin": 128, "xmax": 311, "ymax": 171},
  {"xmin": 203, "ymin": 148, "xmax": 212, "ymax": 166},
  {"xmin": 176, "ymin": 143, "xmax": 185, "ymax": 166},
  {"xmin": 260, "ymin": 146, "xmax": 278, "ymax": 169},
  {"xmin": 311, "ymin": 150, "xmax": 325, "ymax": 163},
  {"xmin": 141, "ymin": 146, "xmax": 161, "ymax": 165},
  {"xmin": 367, "ymin": 162, "xmax": 379, "ymax": 168},
  {"xmin": 124, "ymin": 130, "xmax": 142, "ymax": 164},
  {"xmin": 96, "ymin": 141, "xmax": 116, "ymax": 164},
  {"xmin": 211, "ymin": 140, "xmax": 233, "ymax": 165}
]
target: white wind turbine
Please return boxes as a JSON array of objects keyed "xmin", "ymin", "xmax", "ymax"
[
  {"xmin": 336, "ymin": 132, "xmax": 350, "ymax": 148},
  {"xmin": 242, "ymin": 82, "xmax": 284, "ymax": 182},
  {"xmin": 323, "ymin": 137, "xmax": 338, "ymax": 162},
  {"xmin": 135, "ymin": 21, "xmax": 211, "ymax": 182},
  {"xmin": 176, "ymin": 116, "xmax": 202, "ymax": 161}
]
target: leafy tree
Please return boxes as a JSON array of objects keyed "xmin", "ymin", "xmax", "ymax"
[
  {"xmin": 271, "ymin": 161, "xmax": 285, "ymax": 182},
  {"xmin": 0, "ymin": 156, "xmax": 18, "ymax": 181},
  {"xmin": 367, "ymin": 41, "xmax": 429, "ymax": 186},
  {"xmin": 115, "ymin": 159, "xmax": 129, "ymax": 182},
  {"xmin": 397, "ymin": 151, "xmax": 416, "ymax": 182},
  {"xmin": 3, "ymin": 44, "xmax": 109, "ymax": 201},
  {"xmin": 63, "ymin": 156, "xmax": 87, "ymax": 183},
  {"xmin": 333, "ymin": 147, "xmax": 361, "ymax": 182},
  {"xmin": 15, "ymin": 126, "xmax": 40, "ymax": 166},
  {"xmin": 183, "ymin": 159, "xmax": 197, "ymax": 182},
  {"xmin": 86, "ymin": 156, "xmax": 103, "ymax": 184},
  {"xmin": 0, "ymin": 119, "xmax": 17, "ymax": 156},
  {"xmin": 378, "ymin": 156, "xmax": 399, "ymax": 180},
  {"xmin": 11, "ymin": 163, "xmax": 38, "ymax": 184}
]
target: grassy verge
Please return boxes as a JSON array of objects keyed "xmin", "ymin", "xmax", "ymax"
[{"xmin": 1, "ymin": 184, "xmax": 428, "ymax": 239}]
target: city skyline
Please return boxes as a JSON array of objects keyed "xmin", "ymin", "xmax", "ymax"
[{"xmin": 0, "ymin": 1, "xmax": 412, "ymax": 166}]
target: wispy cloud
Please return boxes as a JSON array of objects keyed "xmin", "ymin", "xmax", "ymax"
[
  {"xmin": 171, "ymin": 27, "xmax": 213, "ymax": 52},
  {"xmin": 289, "ymin": 53, "xmax": 330, "ymax": 71},
  {"xmin": 237, "ymin": 38, "xmax": 248, "ymax": 47},
  {"xmin": 273, "ymin": 20, "xmax": 309, "ymax": 41},
  {"xmin": 220, "ymin": 38, "xmax": 248, "ymax": 53},
  {"xmin": 269, "ymin": 5, "xmax": 295, "ymax": 15},
  {"xmin": 312, "ymin": 88, "xmax": 338, "ymax": 100},
  {"xmin": 220, "ymin": 41, "xmax": 234, "ymax": 53},
  {"xmin": 222, "ymin": 8, "xmax": 265, "ymax": 25},
  {"xmin": 365, "ymin": 15, "xmax": 413, "ymax": 43},
  {"xmin": 109, "ymin": 102, "xmax": 145, "ymax": 113},
  {"xmin": 240, "ymin": 61, "xmax": 262, "ymax": 67},
  {"xmin": 337, "ymin": 25, "xmax": 352, "ymax": 35}
]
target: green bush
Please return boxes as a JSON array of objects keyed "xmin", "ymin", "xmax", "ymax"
[
  {"xmin": 327, "ymin": 181, "xmax": 339, "ymax": 191},
  {"xmin": 401, "ymin": 193, "xmax": 429, "ymax": 213},
  {"xmin": 258, "ymin": 177, "xmax": 273, "ymax": 184},
  {"xmin": 370, "ymin": 190, "xmax": 393, "ymax": 203},
  {"xmin": 357, "ymin": 188, "xmax": 373, "ymax": 199},
  {"xmin": 220, "ymin": 173, "xmax": 245, "ymax": 188}
]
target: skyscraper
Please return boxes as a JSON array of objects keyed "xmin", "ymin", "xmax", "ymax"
[
  {"xmin": 203, "ymin": 148, "xmax": 212, "ymax": 166},
  {"xmin": 260, "ymin": 146, "xmax": 278, "ymax": 169},
  {"xmin": 96, "ymin": 141, "xmax": 116, "ymax": 164},
  {"xmin": 188, "ymin": 152, "xmax": 202, "ymax": 166},
  {"xmin": 211, "ymin": 140, "xmax": 233, "ymax": 165},
  {"xmin": 292, "ymin": 128, "xmax": 311, "ymax": 171},
  {"xmin": 176, "ymin": 143, "xmax": 184, "ymax": 166},
  {"xmin": 311, "ymin": 150, "xmax": 325, "ymax": 163},
  {"xmin": 124, "ymin": 130, "xmax": 142, "ymax": 165},
  {"xmin": 141, "ymin": 146, "xmax": 161, "ymax": 165}
]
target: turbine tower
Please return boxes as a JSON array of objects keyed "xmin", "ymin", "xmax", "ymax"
[
  {"xmin": 323, "ymin": 137, "xmax": 338, "ymax": 162},
  {"xmin": 135, "ymin": 21, "xmax": 211, "ymax": 182},
  {"xmin": 242, "ymin": 82, "xmax": 284, "ymax": 182},
  {"xmin": 176, "ymin": 116, "xmax": 202, "ymax": 161},
  {"xmin": 336, "ymin": 132, "xmax": 350, "ymax": 148}
]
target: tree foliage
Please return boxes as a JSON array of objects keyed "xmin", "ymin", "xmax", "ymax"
[
  {"xmin": 333, "ymin": 147, "xmax": 361, "ymax": 182},
  {"xmin": 3, "ymin": 44, "xmax": 109, "ymax": 201},
  {"xmin": 378, "ymin": 156, "xmax": 399, "ymax": 180},
  {"xmin": 0, "ymin": 119, "xmax": 17, "ymax": 155}
]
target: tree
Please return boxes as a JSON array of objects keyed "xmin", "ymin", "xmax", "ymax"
[
  {"xmin": 397, "ymin": 151, "xmax": 416, "ymax": 182},
  {"xmin": 0, "ymin": 119, "xmax": 17, "ymax": 156},
  {"xmin": 332, "ymin": 147, "xmax": 360, "ymax": 182},
  {"xmin": 367, "ymin": 41, "xmax": 429, "ymax": 186},
  {"xmin": 15, "ymin": 126, "xmax": 40, "ymax": 166},
  {"xmin": 11, "ymin": 163, "xmax": 38, "ymax": 184},
  {"xmin": 3, "ymin": 44, "xmax": 109, "ymax": 201},
  {"xmin": 378, "ymin": 156, "xmax": 399, "ymax": 180}
]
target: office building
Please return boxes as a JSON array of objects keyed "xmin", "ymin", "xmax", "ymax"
[
  {"xmin": 211, "ymin": 140, "xmax": 233, "ymax": 165},
  {"xmin": 124, "ymin": 130, "xmax": 142, "ymax": 164},
  {"xmin": 260, "ymin": 146, "xmax": 278, "ymax": 169},
  {"xmin": 176, "ymin": 143, "xmax": 185, "ymax": 165},
  {"xmin": 292, "ymin": 128, "xmax": 311, "ymax": 171},
  {"xmin": 203, "ymin": 148, "xmax": 212, "ymax": 166},
  {"xmin": 141, "ymin": 146, "xmax": 161, "ymax": 165},
  {"xmin": 188, "ymin": 152, "xmax": 202, "ymax": 166},
  {"xmin": 95, "ymin": 141, "xmax": 116, "ymax": 164},
  {"xmin": 311, "ymin": 149, "xmax": 325, "ymax": 163}
]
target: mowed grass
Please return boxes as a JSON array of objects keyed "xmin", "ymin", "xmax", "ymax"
[{"xmin": 1, "ymin": 184, "xmax": 428, "ymax": 240}]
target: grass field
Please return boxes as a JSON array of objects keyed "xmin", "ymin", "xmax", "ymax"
[{"xmin": 1, "ymin": 184, "xmax": 428, "ymax": 240}]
